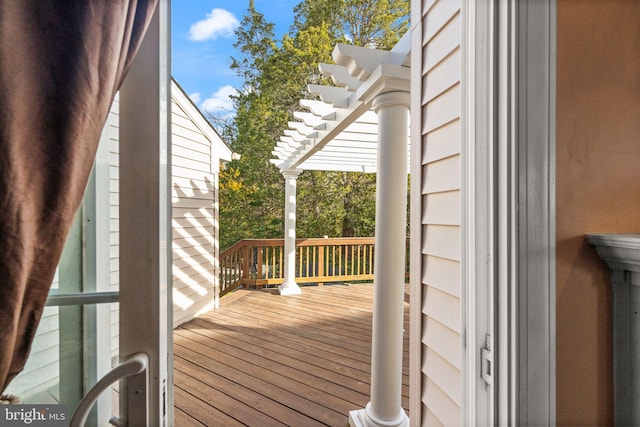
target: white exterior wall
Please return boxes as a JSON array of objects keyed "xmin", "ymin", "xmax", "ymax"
[
  {"xmin": 108, "ymin": 82, "xmax": 227, "ymax": 334},
  {"xmin": 411, "ymin": 0, "xmax": 463, "ymax": 425},
  {"xmin": 3, "ymin": 275, "xmax": 60, "ymax": 400},
  {"xmin": 170, "ymin": 88, "xmax": 221, "ymax": 327},
  {"xmin": 108, "ymin": 95, "xmax": 120, "ymax": 360}
]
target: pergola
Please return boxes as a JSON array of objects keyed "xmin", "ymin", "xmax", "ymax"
[
  {"xmin": 271, "ymin": 34, "xmax": 412, "ymax": 427},
  {"xmin": 271, "ymin": 35, "xmax": 411, "ymax": 174}
]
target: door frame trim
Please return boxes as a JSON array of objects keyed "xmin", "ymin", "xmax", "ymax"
[{"xmin": 462, "ymin": 0, "xmax": 557, "ymax": 425}]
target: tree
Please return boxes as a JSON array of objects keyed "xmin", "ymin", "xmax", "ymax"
[
  {"xmin": 293, "ymin": 0, "xmax": 408, "ymax": 48},
  {"xmin": 230, "ymin": 0, "xmax": 277, "ymax": 92},
  {"xmin": 218, "ymin": 0, "xmax": 410, "ymax": 249},
  {"xmin": 219, "ymin": 0, "xmax": 286, "ymax": 249}
]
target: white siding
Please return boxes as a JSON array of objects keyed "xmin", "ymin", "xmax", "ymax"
[
  {"xmin": 413, "ymin": 0, "xmax": 463, "ymax": 424},
  {"xmin": 106, "ymin": 88, "xmax": 222, "ymax": 332},
  {"xmin": 107, "ymin": 96, "xmax": 120, "ymax": 360},
  {"xmin": 3, "ymin": 277, "xmax": 60, "ymax": 400},
  {"xmin": 170, "ymin": 95, "xmax": 218, "ymax": 328}
]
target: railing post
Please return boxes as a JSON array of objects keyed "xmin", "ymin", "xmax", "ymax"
[
  {"xmin": 242, "ymin": 243, "xmax": 250, "ymax": 288},
  {"xmin": 279, "ymin": 169, "xmax": 302, "ymax": 295},
  {"xmin": 318, "ymin": 243, "xmax": 325, "ymax": 283}
]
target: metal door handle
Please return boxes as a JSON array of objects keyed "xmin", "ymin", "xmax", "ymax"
[{"xmin": 70, "ymin": 353, "xmax": 148, "ymax": 427}]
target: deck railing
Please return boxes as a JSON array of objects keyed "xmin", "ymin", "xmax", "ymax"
[{"xmin": 219, "ymin": 237, "xmax": 409, "ymax": 296}]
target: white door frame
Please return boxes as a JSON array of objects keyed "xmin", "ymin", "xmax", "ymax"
[
  {"xmin": 119, "ymin": 1, "xmax": 173, "ymax": 425},
  {"xmin": 512, "ymin": 2, "xmax": 556, "ymax": 424},
  {"xmin": 462, "ymin": 0, "xmax": 556, "ymax": 425}
]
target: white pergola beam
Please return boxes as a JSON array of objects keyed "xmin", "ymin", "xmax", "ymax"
[
  {"xmin": 283, "ymin": 129, "xmax": 308, "ymax": 141},
  {"xmin": 322, "ymin": 111, "xmax": 337, "ymax": 121},
  {"xmin": 298, "ymin": 162, "xmax": 377, "ymax": 173},
  {"xmin": 299, "ymin": 98, "xmax": 336, "ymax": 116},
  {"xmin": 288, "ymin": 121, "xmax": 314, "ymax": 135},
  {"xmin": 293, "ymin": 111, "xmax": 323, "ymax": 127},
  {"xmin": 343, "ymin": 122, "xmax": 379, "ymax": 134},
  {"xmin": 279, "ymin": 136, "xmax": 299, "ymax": 146},
  {"xmin": 357, "ymin": 111, "xmax": 379, "ymax": 124},
  {"xmin": 319, "ymin": 63, "xmax": 363, "ymax": 91},
  {"xmin": 313, "ymin": 147, "xmax": 378, "ymax": 155},
  {"xmin": 308, "ymin": 152, "xmax": 377, "ymax": 160},
  {"xmin": 333, "ymin": 132, "xmax": 378, "ymax": 142},
  {"xmin": 323, "ymin": 140, "xmax": 377, "ymax": 149},
  {"xmin": 332, "ymin": 43, "xmax": 392, "ymax": 80},
  {"xmin": 308, "ymin": 84, "xmax": 351, "ymax": 108}
]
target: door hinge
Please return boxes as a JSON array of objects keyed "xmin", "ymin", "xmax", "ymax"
[{"xmin": 481, "ymin": 334, "xmax": 493, "ymax": 388}]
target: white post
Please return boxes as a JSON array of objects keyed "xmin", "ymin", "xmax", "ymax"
[
  {"xmin": 350, "ymin": 91, "xmax": 410, "ymax": 427},
  {"xmin": 279, "ymin": 169, "xmax": 302, "ymax": 296}
]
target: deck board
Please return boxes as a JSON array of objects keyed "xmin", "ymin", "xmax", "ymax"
[{"xmin": 174, "ymin": 283, "xmax": 410, "ymax": 426}]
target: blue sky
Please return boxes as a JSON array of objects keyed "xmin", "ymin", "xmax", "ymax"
[{"xmin": 172, "ymin": 0, "xmax": 299, "ymax": 117}]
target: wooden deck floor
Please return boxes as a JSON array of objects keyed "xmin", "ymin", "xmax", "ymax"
[{"xmin": 173, "ymin": 283, "xmax": 410, "ymax": 426}]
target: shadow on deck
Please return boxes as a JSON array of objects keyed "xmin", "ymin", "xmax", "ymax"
[{"xmin": 173, "ymin": 282, "xmax": 410, "ymax": 426}]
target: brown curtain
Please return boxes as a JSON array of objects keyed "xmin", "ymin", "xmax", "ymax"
[{"xmin": 0, "ymin": 0, "xmax": 158, "ymax": 393}]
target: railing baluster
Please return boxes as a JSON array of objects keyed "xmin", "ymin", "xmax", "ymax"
[
  {"xmin": 270, "ymin": 246, "xmax": 275, "ymax": 279},
  {"xmin": 369, "ymin": 243, "xmax": 374, "ymax": 274},
  {"xmin": 352, "ymin": 245, "xmax": 356, "ymax": 276},
  {"xmin": 331, "ymin": 245, "xmax": 336, "ymax": 277},
  {"xmin": 242, "ymin": 244, "xmax": 249, "ymax": 288},
  {"xmin": 218, "ymin": 237, "xmax": 400, "ymax": 294},
  {"xmin": 257, "ymin": 246, "xmax": 263, "ymax": 283},
  {"xmin": 344, "ymin": 244, "xmax": 348, "ymax": 276},
  {"xmin": 318, "ymin": 244, "xmax": 324, "ymax": 283}
]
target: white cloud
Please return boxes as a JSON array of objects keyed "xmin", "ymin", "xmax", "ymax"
[
  {"xmin": 189, "ymin": 92, "xmax": 201, "ymax": 104},
  {"xmin": 188, "ymin": 9, "xmax": 239, "ymax": 42},
  {"xmin": 200, "ymin": 85, "xmax": 237, "ymax": 115}
]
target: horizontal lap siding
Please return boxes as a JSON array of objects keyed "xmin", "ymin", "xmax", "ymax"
[
  {"xmin": 4, "ymin": 305, "xmax": 60, "ymax": 399},
  {"xmin": 108, "ymin": 89, "xmax": 221, "ymax": 342},
  {"xmin": 419, "ymin": 0, "xmax": 462, "ymax": 424},
  {"xmin": 171, "ymin": 97, "xmax": 216, "ymax": 328},
  {"xmin": 108, "ymin": 97, "xmax": 120, "ymax": 360}
]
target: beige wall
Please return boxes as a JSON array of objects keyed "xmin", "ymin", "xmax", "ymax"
[{"xmin": 556, "ymin": 0, "xmax": 640, "ymax": 424}]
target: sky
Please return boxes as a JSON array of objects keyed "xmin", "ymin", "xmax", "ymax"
[{"xmin": 172, "ymin": 0, "xmax": 300, "ymax": 118}]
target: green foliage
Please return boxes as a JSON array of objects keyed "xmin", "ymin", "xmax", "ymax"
[
  {"xmin": 218, "ymin": 0, "xmax": 409, "ymax": 250},
  {"xmin": 230, "ymin": 0, "xmax": 277, "ymax": 92},
  {"xmin": 293, "ymin": 0, "xmax": 409, "ymax": 48}
]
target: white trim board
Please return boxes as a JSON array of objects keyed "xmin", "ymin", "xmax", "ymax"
[{"xmin": 460, "ymin": 0, "xmax": 556, "ymax": 425}]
